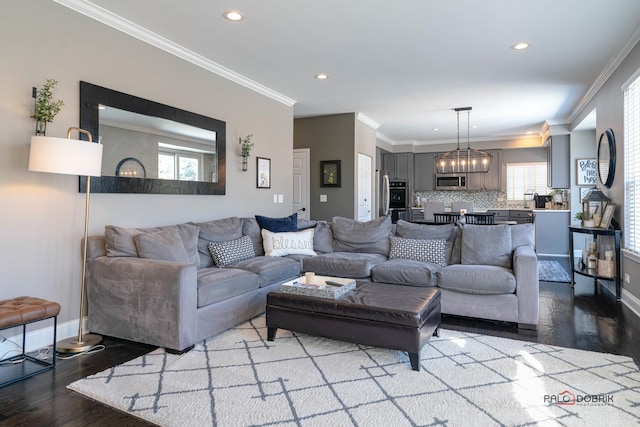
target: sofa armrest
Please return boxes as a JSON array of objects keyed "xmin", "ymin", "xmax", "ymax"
[
  {"xmin": 87, "ymin": 256, "xmax": 198, "ymax": 351},
  {"xmin": 513, "ymin": 245, "xmax": 539, "ymax": 327}
]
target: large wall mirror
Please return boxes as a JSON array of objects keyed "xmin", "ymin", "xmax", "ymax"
[
  {"xmin": 597, "ymin": 128, "xmax": 616, "ymax": 189},
  {"xmin": 79, "ymin": 81, "xmax": 226, "ymax": 194}
]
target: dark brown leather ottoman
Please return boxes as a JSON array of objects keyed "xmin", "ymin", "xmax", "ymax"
[{"xmin": 266, "ymin": 282, "xmax": 441, "ymax": 371}]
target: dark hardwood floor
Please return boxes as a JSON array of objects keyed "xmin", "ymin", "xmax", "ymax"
[{"xmin": 1, "ymin": 256, "xmax": 638, "ymax": 426}]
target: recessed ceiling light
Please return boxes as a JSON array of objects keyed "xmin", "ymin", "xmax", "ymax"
[
  {"xmin": 526, "ymin": 131, "xmax": 534, "ymax": 135},
  {"xmin": 315, "ymin": 73, "xmax": 329, "ymax": 80},
  {"xmin": 223, "ymin": 10, "xmax": 245, "ymax": 21},
  {"xmin": 432, "ymin": 128, "xmax": 439, "ymax": 132},
  {"xmin": 512, "ymin": 42, "xmax": 529, "ymax": 50}
]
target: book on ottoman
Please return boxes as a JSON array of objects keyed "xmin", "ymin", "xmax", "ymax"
[{"xmin": 279, "ymin": 275, "xmax": 356, "ymax": 299}]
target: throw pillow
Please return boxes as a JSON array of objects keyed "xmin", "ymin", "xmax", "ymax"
[
  {"xmin": 194, "ymin": 217, "xmax": 244, "ymax": 268},
  {"xmin": 461, "ymin": 224, "xmax": 512, "ymax": 268},
  {"xmin": 255, "ymin": 213, "xmax": 298, "ymax": 232},
  {"xmin": 331, "ymin": 216, "xmax": 392, "ymax": 256},
  {"xmin": 510, "ymin": 223, "xmax": 535, "ymax": 251},
  {"xmin": 133, "ymin": 228, "xmax": 190, "ymax": 263},
  {"xmin": 207, "ymin": 235, "xmax": 255, "ymax": 268},
  {"xmin": 389, "ymin": 236, "xmax": 448, "ymax": 266},
  {"xmin": 261, "ymin": 228, "xmax": 317, "ymax": 257},
  {"xmin": 395, "ymin": 220, "xmax": 457, "ymax": 264}
]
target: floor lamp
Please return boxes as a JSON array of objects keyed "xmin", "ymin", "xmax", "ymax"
[{"xmin": 29, "ymin": 127, "xmax": 104, "ymax": 353}]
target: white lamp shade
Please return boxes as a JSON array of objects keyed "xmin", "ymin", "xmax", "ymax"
[{"xmin": 29, "ymin": 136, "xmax": 103, "ymax": 177}]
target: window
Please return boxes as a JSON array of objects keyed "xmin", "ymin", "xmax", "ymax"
[
  {"xmin": 158, "ymin": 148, "xmax": 202, "ymax": 181},
  {"xmin": 505, "ymin": 162, "xmax": 549, "ymax": 201},
  {"xmin": 624, "ymin": 72, "xmax": 640, "ymax": 254}
]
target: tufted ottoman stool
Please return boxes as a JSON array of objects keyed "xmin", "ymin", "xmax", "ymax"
[{"xmin": 0, "ymin": 296, "xmax": 61, "ymax": 387}]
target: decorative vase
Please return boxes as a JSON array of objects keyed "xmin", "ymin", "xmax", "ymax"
[
  {"xmin": 242, "ymin": 156, "xmax": 248, "ymax": 171},
  {"xmin": 35, "ymin": 120, "xmax": 47, "ymax": 136}
]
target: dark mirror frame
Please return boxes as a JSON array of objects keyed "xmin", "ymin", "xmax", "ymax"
[
  {"xmin": 597, "ymin": 128, "xmax": 616, "ymax": 189},
  {"xmin": 79, "ymin": 81, "xmax": 226, "ymax": 194}
]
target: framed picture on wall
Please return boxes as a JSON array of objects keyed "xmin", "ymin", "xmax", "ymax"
[
  {"xmin": 320, "ymin": 160, "xmax": 341, "ymax": 187},
  {"xmin": 576, "ymin": 158, "xmax": 597, "ymax": 186},
  {"xmin": 257, "ymin": 157, "xmax": 271, "ymax": 188}
]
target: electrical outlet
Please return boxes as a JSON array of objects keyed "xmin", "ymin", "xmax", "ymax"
[
  {"xmin": 624, "ymin": 273, "xmax": 631, "ymax": 284},
  {"xmin": 273, "ymin": 194, "xmax": 278, "ymax": 203}
]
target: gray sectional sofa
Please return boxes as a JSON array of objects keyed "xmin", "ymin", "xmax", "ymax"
[{"xmin": 85, "ymin": 215, "xmax": 539, "ymax": 352}]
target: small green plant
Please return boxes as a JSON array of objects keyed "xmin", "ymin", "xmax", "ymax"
[
  {"xmin": 239, "ymin": 134, "xmax": 254, "ymax": 157},
  {"xmin": 575, "ymin": 212, "xmax": 584, "ymax": 221},
  {"xmin": 31, "ymin": 79, "xmax": 64, "ymax": 124}
]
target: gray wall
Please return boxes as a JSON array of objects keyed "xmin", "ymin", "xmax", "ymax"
[
  {"xmin": 571, "ymin": 39, "xmax": 640, "ymax": 302},
  {"xmin": 294, "ymin": 114, "xmax": 356, "ymax": 221},
  {"xmin": 0, "ymin": 2, "xmax": 294, "ymax": 330}
]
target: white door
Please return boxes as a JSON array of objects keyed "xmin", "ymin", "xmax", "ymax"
[
  {"xmin": 358, "ymin": 153, "xmax": 372, "ymax": 221},
  {"xmin": 293, "ymin": 148, "xmax": 310, "ymax": 219}
]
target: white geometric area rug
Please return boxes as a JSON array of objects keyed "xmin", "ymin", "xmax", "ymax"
[{"xmin": 68, "ymin": 316, "xmax": 640, "ymax": 427}]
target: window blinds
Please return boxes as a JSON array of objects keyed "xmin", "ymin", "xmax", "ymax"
[
  {"xmin": 505, "ymin": 162, "xmax": 548, "ymax": 201},
  {"xmin": 624, "ymin": 74, "xmax": 640, "ymax": 253}
]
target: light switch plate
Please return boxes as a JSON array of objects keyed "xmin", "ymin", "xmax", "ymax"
[
  {"xmin": 273, "ymin": 194, "xmax": 278, "ymax": 203},
  {"xmin": 278, "ymin": 194, "xmax": 284, "ymax": 203},
  {"xmin": 320, "ymin": 194, "xmax": 327, "ymax": 202}
]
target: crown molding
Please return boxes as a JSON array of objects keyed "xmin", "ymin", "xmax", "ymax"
[
  {"xmin": 568, "ymin": 24, "xmax": 640, "ymax": 124},
  {"xmin": 356, "ymin": 113, "xmax": 380, "ymax": 129},
  {"xmin": 375, "ymin": 132, "xmax": 396, "ymax": 145},
  {"xmin": 53, "ymin": 0, "xmax": 297, "ymax": 107}
]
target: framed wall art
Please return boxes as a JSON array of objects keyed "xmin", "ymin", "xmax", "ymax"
[
  {"xmin": 257, "ymin": 157, "xmax": 271, "ymax": 188},
  {"xmin": 320, "ymin": 160, "xmax": 341, "ymax": 187},
  {"xmin": 600, "ymin": 203, "xmax": 615, "ymax": 229},
  {"xmin": 576, "ymin": 158, "xmax": 597, "ymax": 186}
]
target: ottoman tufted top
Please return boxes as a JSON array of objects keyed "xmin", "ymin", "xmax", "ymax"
[{"xmin": 0, "ymin": 296, "xmax": 61, "ymax": 329}]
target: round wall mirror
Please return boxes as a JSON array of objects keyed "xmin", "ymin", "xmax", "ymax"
[{"xmin": 597, "ymin": 128, "xmax": 616, "ymax": 188}]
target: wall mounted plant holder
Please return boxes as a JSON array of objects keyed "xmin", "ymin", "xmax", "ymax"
[
  {"xmin": 239, "ymin": 134, "xmax": 254, "ymax": 172},
  {"xmin": 242, "ymin": 156, "xmax": 248, "ymax": 171}
]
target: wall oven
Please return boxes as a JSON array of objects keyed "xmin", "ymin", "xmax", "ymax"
[
  {"xmin": 389, "ymin": 181, "xmax": 408, "ymax": 222},
  {"xmin": 435, "ymin": 174, "xmax": 467, "ymax": 191}
]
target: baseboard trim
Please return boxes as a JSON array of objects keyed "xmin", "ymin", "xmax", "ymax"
[
  {"xmin": 621, "ymin": 289, "xmax": 640, "ymax": 319},
  {"xmin": 537, "ymin": 253, "xmax": 570, "ymax": 259},
  {"xmin": 0, "ymin": 317, "xmax": 87, "ymax": 356}
]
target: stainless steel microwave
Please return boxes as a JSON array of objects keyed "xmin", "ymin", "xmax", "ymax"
[{"xmin": 436, "ymin": 174, "xmax": 467, "ymax": 190}]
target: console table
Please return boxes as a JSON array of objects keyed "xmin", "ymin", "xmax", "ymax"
[{"xmin": 568, "ymin": 226, "xmax": 621, "ymax": 300}]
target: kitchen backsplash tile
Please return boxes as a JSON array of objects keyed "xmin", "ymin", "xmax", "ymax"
[{"xmin": 414, "ymin": 190, "xmax": 510, "ymax": 210}]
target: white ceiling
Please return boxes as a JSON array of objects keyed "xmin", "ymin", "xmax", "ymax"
[{"xmin": 57, "ymin": 0, "xmax": 640, "ymax": 145}]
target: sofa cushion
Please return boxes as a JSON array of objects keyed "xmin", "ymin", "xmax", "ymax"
[
  {"xmin": 303, "ymin": 252, "xmax": 387, "ymax": 278},
  {"xmin": 255, "ymin": 213, "xmax": 298, "ymax": 232},
  {"xmin": 331, "ymin": 216, "xmax": 392, "ymax": 256},
  {"xmin": 195, "ymin": 217, "xmax": 244, "ymax": 268},
  {"xmin": 197, "ymin": 268, "xmax": 260, "ymax": 307},
  {"xmin": 105, "ymin": 223, "xmax": 199, "ymax": 265},
  {"xmin": 371, "ymin": 259, "xmax": 440, "ymax": 287},
  {"xmin": 134, "ymin": 227, "xmax": 190, "ymax": 263},
  {"xmin": 230, "ymin": 256, "xmax": 300, "ymax": 287},
  {"xmin": 461, "ymin": 224, "xmax": 512, "ymax": 268},
  {"xmin": 242, "ymin": 217, "xmax": 265, "ymax": 256},
  {"xmin": 510, "ymin": 223, "xmax": 535, "ymax": 251},
  {"xmin": 261, "ymin": 228, "xmax": 316, "ymax": 257},
  {"xmin": 395, "ymin": 221, "xmax": 457, "ymax": 265},
  {"xmin": 208, "ymin": 235, "xmax": 255, "ymax": 268},
  {"xmin": 389, "ymin": 236, "xmax": 447, "ymax": 266},
  {"xmin": 437, "ymin": 264, "xmax": 516, "ymax": 295},
  {"xmin": 313, "ymin": 222, "xmax": 334, "ymax": 253}
]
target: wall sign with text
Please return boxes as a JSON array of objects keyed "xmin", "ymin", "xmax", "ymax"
[{"xmin": 576, "ymin": 158, "xmax": 597, "ymax": 186}]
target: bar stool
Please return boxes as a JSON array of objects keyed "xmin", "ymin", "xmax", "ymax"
[
  {"xmin": 451, "ymin": 201, "xmax": 474, "ymax": 214},
  {"xmin": 464, "ymin": 213, "xmax": 496, "ymax": 225},
  {"xmin": 423, "ymin": 201, "xmax": 445, "ymax": 222}
]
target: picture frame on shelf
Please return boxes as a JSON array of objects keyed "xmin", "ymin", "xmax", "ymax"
[
  {"xmin": 320, "ymin": 160, "xmax": 341, "ymax": 187},
  {"xmin": 257, "ymin": 157, "xmax": 271, "ymax": 189},
  {"xmin": 600, "ymin": 203, "xmax": 615, "ymax": 229},
  {"xmin": 576, "ymin": 158, "xmax": 597, "ymax": 186}
]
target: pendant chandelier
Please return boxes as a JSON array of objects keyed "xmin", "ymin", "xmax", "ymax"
[{"xmin": 435, "ymin": 107, "xmax": 492, "ymax": 173}]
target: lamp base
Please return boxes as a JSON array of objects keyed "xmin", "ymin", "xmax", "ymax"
[{"xmin": 56, "ymin": 333, "xmax": 103, "ymax": 354}]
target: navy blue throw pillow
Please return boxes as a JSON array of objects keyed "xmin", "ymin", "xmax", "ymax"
[{"xmin": 255, "ymin": 213, "xmax": 298, "ymax": 233}]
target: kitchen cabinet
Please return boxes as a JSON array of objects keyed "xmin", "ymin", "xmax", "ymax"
[
  {"xmin": 413, "ymin": 153, "xmax": 436, "ymax": 190},
  {"xmin": 467, "ymin": 149, "xmax": 501, "ymax": 190},
  {"xmin": 547, "ymin": 134, "xmax": 570, "ymax": 189},
  {"xmin": 487, "ymin": 209, "xmax": 509, "ymax": 222},
  {"xmin": 509, "ymin": 209, "xmax": 535, "ymax": 224},
  {"xmin": 410, "ymin": 207, "xmax": 424, "ymax": 221},
  {"xmin": 535, "ymin": 210, "xmax": 570, "ymax": 255},
  {"xmin": 383, "ymin": 153, "xmax": 414, "ymax": 181}
]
